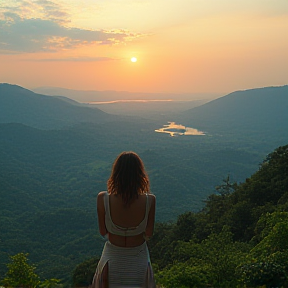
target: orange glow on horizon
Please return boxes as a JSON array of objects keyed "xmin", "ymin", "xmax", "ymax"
[{"xmin": 0, "ymin": 1, "xmax": 287, "ymax": 95}]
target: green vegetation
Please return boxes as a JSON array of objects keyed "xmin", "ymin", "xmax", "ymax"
[
  {"xmin": 72, "ymin": 257, "xmax": 99, "ymax": 287},
  {"xmin": 0, "ymin": 140, "xmax": 287, "ymax": 287},
  {"xmin": 148, "ymin": 144, "xmax": 288, "ymax": 287},
  {"xmin": 1, "ymin": 253, "xmax": 61, "ymax": 288},
  {"xmin": 1, "ymin": 253, "xmax": 40, "ymax": 288},
  {"xmin": 33, "ymin": 143, "xmax": 287, "ymax": 288},
  {"xmin": 1, "ymin": 84, "xmax": 288, "ymax": 285},
  {"xmin": 0, "ymin": 119, "xmax": 286, "ymax": 283},
  {"xmin": 1, "ymin": 120, "xmax": 269, "ymax": 280}
]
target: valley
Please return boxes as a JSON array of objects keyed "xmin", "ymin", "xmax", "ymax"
[{"xmin": 0, "ymin": 83, "xmax": 288, "ymax": 281}]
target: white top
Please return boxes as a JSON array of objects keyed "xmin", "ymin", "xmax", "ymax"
[{"xmin": 104, "ymin": 191, "xmax": 150, "ymax": 236}]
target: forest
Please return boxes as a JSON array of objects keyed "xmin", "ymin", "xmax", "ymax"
[
  {"xmin": 70, "ymin": 144, "xmax": 288, "ymax": 287},
  {"xmin": 0, "ymin": 120, "xmax": 265, "ymax": 282},
  {"xmin": 148, "ymin": 144, "xmax": 288, "ymax": 287},
  {"xmin": 2, "ymin": 144, "xmax": 288, "ymax": 288}
]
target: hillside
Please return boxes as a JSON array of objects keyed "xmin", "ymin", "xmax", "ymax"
[
  {"xmin": 63, "ymin": 144, "xmax": 288, "ymax": 287},
  {"xmin": 148, "ymin": 144, "xmax": 288, "ymax": 288},
  {"xmin": 0, "ymin": 120, "xmax": 265, "ymax": 281},
  {"xmin": 178, "ymin": 85, "xmax": 288, "ymax": 137},
  {"xmin": 0, "ymin": 83, "xmax": 118, "ymax": 129}
]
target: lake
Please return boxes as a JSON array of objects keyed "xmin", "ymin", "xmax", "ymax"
[{"xmin": 155, "ymin": 122, "xmax": 205, "ymax": 137}]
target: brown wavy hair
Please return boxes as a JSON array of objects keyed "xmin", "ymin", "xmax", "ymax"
[{"xmin": 107, "ymin": 151, "xmax": 150, "ymax": 205}]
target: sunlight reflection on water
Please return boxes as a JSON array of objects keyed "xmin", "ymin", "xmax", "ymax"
[{"xmin": 155, "ymin": 122, "xmax": 205, "ymax": 137}]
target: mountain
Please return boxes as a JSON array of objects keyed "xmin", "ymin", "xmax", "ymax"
[
  {"xmin": 178, "ymin": 85, "xmax": 288, "ymax": 137},
  {"xmin": 0, "ymin": 83, "xmax": 118, "ymax": 129}
]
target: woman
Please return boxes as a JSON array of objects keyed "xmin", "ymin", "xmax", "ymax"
[{"xmin": 92, "ymin": 151, "xmax": 156, "ymax": 288}]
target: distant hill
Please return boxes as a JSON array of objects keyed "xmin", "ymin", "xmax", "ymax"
[
  {"xmin": 32, "ymin": 86, "xmax": 217, "ymax": 102},
  {"xmin": 0, "ymin": 83, "xmax": 118, "ymax": 129},
  {"xmin": 178, "ymin": 85, "xmax": 288, "ymax": 137}
]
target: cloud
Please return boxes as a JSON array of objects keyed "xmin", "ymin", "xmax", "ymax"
[
  {"xmin": 1, "ymin": 0, "xmax": 70, "ymax": 24},
  {"xmin": 0, "ymin": 0, "xmax": 142, "ymax": 54},
  {"xmin": 30, "ymin": 56, "xmax": 117, "ymax": 62},
  {"xmin": 34, "ymin": 0, "xmax": 70, "ymax": 24}
]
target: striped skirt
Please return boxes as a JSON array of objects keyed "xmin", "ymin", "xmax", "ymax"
[{"xmin": 91, "ymin": 241, "xmax": 156, "ymax": 288}]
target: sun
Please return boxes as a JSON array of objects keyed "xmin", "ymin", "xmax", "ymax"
[{"xmin": 131, "ymin": 57, "xmax": 137, "ymax": 63}]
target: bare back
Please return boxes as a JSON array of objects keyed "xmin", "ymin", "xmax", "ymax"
[
  {"xmin": 97, "ymin": 191, "xmax": 156, "ymax": 247},
  {"xmin": 110, "ymin": 194, "xmax": 147, "ymax": 227}
]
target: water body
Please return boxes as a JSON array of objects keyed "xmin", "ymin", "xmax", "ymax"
[
  {"xmin": 88, "ymin": 99, "xmax": 173, "ymax": 104},
  {"xmin": 155, "ymin": 122, "xmax": 205, "ymax": 137}
]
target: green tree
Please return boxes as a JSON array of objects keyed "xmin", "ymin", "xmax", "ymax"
[
  {"xmin": 72, "ymin": 257, "xmax": 99, "ymax": 287},
  {"xmin": 156, "ymin": 226, "xmax": 250, "ymax": 288},
  {"xmin": 172, "ymin": 212, "xmax": 197, "ymax": 242},
  {"xmin": 237, "ymin": 260, "xmax": 287, "ymax": 288},
  {"xmin": 156, "ymin": 262, "xmax": 209, "ymax": 288},
  {"xmin": 196, "ymin": 226, "xmax": 249, "ymax": 287},
  {"xmin": 237, "ymin": 212, "xmax": 288, "ymax": 288},
  {"xmin": 203, "ymin": 176, "xmax": 237, "ymax": 232},
  {"xmin": 1, "ymin": 253, "xmax": 40, "ymax": 288},
  {"xmin": 148, "ymin": 222, "xmax": 176, "ymax": 269},
  {"xmin": 251, "ymin": 212, "xmax": 288, "ymax": 257},
  {"xmin": 215, "ymin": 175, "xmax": 237, "ymax": 196},
  {"xmin": 253, "ymin": 211, "xmax": 288, "ymax": 245},
  {"xmin": 39, "ymin": 279, "xmax": 62, "ymax": 288}
]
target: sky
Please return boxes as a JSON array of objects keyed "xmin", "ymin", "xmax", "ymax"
[{"xmin": 0, "ymin": 0, "xmax": 288, "ymax": 97}]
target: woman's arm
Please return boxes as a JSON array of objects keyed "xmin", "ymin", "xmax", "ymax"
[
  {"xmin": 145, "ymin": 194, "xmax": 156, "ymax": 239},
  {"xmin": 97, "ymin": 191, "xmax": 108, "ymax": 237}
]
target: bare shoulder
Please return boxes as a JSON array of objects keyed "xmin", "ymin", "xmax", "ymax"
[
  {"xmin": 98, "ymin": 191, "xmax": 107, "ymax": 198},
  {"xmin": 148, "ymin": 193, "xmax": 156, "ymax": 199},
  {"xmin": 148, "ymin": 193, "xmax": 156, "ymax": 204},
  {"xmin": 97, "ymin": 191, "xmax": 107, "ymax": 203},
  {"xmin": 97, "ymin": 191, "xmax": 107, "ymax": 210}
]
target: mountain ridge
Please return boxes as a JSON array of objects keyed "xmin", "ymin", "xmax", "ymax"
[
  {"xmin": 32, "ymin": 86, "xmax": 218, "ymax": 102},
  {"xmin": 0, "ymin": 83, "xmax": 120, "ymax": 129},
  {"xmin": 178, "ymin": 85, "xmax": 288, "ymax": 135}
]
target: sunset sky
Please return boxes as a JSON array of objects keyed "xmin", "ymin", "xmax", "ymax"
[{"xmin": 0, "ymin": 0, "xmax": 287, "ymax": 97}]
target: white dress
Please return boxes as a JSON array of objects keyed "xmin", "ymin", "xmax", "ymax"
[{"xmin": 91, "ymin": 192, "xmax": 156, "ymax": 288}]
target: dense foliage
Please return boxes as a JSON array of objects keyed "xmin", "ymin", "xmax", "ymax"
[
  {"xmin": 1, "ymin": 253, "xmax": 61, "ymax": 288},
  {"xmin": 1, "ymin": 253, "xmax": 40, "ymax": 288},
  {"xmin": 62, "ymin": 144, "xmax": 288, "ymax": 288},
  {"xmin": 0, "ymin": 140, "xmax": 287, "ymax": 287},
  {"xmin": 72, "ymin": 257, "xmax": 99, "ymax": 287},
  {"xmin": 0, "ymin": 119, "xmax": 268, "ymax": 281},
  {"xmin": 148, "ymin": 144, "xmax": 288, "ymax": 287}
]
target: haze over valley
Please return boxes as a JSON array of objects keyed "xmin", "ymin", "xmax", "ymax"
[{"xmin": 32, "ymin": 86, "xmax": 213, "ymax": 119}]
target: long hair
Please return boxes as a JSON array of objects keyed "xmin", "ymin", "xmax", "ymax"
[{"xmin": 107, "ymin": 151, "xmax": 150, "ymax": 206}]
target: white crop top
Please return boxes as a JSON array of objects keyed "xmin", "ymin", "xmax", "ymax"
[{"xmin": 104, "ymin": 191, "xmax": 150, "ymax": 237}]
